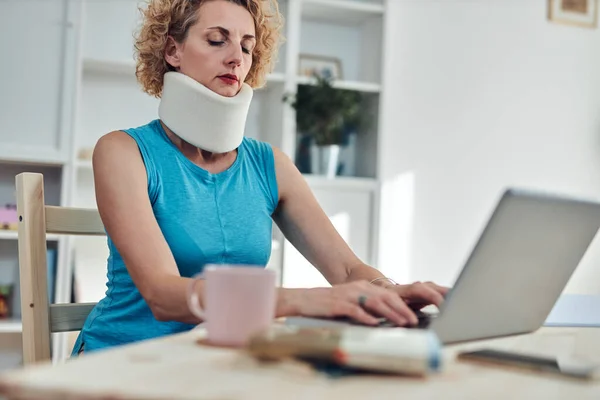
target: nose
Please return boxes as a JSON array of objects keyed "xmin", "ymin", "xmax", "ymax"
[{"xmin": 225, "ymin": 45, "xmax": 243, "ymax": 68}]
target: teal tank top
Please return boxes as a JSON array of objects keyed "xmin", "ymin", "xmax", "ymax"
[{"xmin": 71, "ymin": 119, "xmax": 279, "ymax": 355}]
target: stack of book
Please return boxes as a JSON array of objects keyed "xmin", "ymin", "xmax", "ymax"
[{"xmin": 247, "ymin": 323, "xmax": 443, "ymax": 377}]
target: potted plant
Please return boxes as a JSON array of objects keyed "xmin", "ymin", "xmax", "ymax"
[{"xmin": 283, "ymin": 74, "xmax": 368, "ymax": 177}]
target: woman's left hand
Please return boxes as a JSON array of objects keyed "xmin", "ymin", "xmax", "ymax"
[{"xmin": 385, "ymin": 281, "xmax": 450, "ymax": 311}]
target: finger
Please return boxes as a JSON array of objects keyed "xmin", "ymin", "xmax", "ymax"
[
  {"xmin": 424, "ymin": 281, "xmax": 451, "ymax": 297},
  {"xmin": 363, "ymin": 297, "xmax": 408, "ymax": 326},
  {"xmin": 409, "ymin": 283, "xmax": 445, "ymax": 307},
  {"xmin": 381, "ymin": 292, "xmax": 419, "ymax": 325},
  {"xmin": 333, "ymin": 302, "xmax": 379, "ymax": 326},
  {"xmin": 364, "ymin": 284, "xmax": 419, "ymax": 325}
]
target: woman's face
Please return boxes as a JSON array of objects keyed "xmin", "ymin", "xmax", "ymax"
[{"xmin": 165, "ymin": 0, "xmax": 256, "ymax": 97}]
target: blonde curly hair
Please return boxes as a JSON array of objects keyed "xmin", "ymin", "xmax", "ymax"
[{"xmin": 134, "ymin": 0, "xmax": 283, "ymax": 97}]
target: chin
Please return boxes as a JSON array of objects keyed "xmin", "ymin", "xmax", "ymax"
[
  {"xmin": 208, "ymin": 83, "xmax": 239, "ymax": 97},
  {"xmin": 218, "ymin": 87, "xmax": 238, "ymax": 97}
]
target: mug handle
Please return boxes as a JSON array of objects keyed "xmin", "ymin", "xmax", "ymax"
[{"xmin": 186, "ymin": 274, "xmax": 206, "ymax": 321}]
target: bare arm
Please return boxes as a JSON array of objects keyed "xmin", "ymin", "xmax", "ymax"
[
  {"xmin": 93, "ymin": 131, "xmax": 202, "ymax": 323},
  {"xmin": 270, "ymin": 147, "xmax": 447, "ymax": 319},
  {"xmin": 271, "ymin": 147, "xmax": 387, "ymax": 286}
]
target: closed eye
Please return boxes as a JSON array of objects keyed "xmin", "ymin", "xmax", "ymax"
[{"xmin": 209, "ymin": 40, "xmax": 251, "ymax": 55}]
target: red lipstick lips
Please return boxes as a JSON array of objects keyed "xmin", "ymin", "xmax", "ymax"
[{"xmin": 218, "ymin": 74, "xmax": 238, "ymax": 85}]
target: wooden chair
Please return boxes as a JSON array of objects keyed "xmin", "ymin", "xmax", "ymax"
[{"xmin": 16, "ymin": 172, "xmax": 105, "ymax": 365}]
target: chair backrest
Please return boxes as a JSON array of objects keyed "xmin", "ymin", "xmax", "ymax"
[{"xmin": 16, "ymin": 172, "xmax": 105, "ymax": 365}]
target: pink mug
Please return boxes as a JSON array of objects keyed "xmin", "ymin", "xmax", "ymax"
[{"xmin": 187, "ymin": 265, "xmax": 277, "ymax": 347}]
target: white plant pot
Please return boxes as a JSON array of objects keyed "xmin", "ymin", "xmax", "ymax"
[{"xmin": 311, "ymin": 144, "xmax": 340, "ymax": 178}]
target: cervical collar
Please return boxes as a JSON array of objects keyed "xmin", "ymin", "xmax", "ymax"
[{"xmin": 158, "ymin": 71, "xmax": 253, "ymax": 153}]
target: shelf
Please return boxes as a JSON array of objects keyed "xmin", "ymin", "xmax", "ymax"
[
  {"xmin": 0, "ymin": 152, "xmax": 66, "ymax": 167},
  {"xmin": 301, "ymin": 0, "xmax": 384, "ymax": 25},
  {"xmin": 82, "ymin": 58, "xmax": 287, "ymax": 84},
  {"xmin": 295, "ymin": 75, "xmax": 380, "ymax": 93},
  {"xmin": 82, "ymin": 58, "xmax": 136, "ymax": 75},
  {"xmin": 0, "ymin": 319, "xmax": 22, "ymax": 333},
  {"xmin": 266, "ymin": 72, "xmax": 286, "ymax": 83},
  {"xmin": 76, "ymin": 159, "xmax": 93, "ymax": 170},
  {"xmin": 0, "ymin": 230, "xmax": 60, "ymax": 241},
  {"xmin": 303, "ymin": 175, "xmax": 378, "ymax": 191}
]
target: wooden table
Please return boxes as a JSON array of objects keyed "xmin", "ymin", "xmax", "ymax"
[{"xmin": 0, "ymin": 326, "xmax": 599, "ymax": 400}]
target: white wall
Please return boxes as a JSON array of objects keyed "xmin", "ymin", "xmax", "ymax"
[{"xmin": 377, "ymin": 0, "xmax": 600, "ymax": 294}]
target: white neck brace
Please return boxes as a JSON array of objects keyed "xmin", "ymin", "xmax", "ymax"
[{"xmin": 158, "ymin": 71, "xmax": 253, "ymax": 153}]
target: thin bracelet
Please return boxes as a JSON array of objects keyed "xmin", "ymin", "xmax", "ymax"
[{"xmin": 369, "ymin": 277, "xmax": 397, "ymax": 286}]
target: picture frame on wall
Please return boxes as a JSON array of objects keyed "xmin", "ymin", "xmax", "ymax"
[
  {"xmin": 548, "ymin": 0, "xmax": 598, "ymax": 28},
  {"xmin": 298, "ymin": 54, "xmax": 343, "ymax": 81}
]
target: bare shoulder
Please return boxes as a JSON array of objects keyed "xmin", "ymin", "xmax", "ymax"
[
  {"xmin": 93, "ymin": 131, "xmax": 143, "ymax": 166},
  {"xmin": 93, "ymin": 130, "xmax": 138, "ymax": 157},
  {"xmin": 92, "ymin": 130, "xmax": 147, "ymax": 184}
]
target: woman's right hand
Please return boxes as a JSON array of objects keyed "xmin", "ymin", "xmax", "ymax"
[{"xmin": 281, "ymin": 281, "xmax": 420, "ymax": 327}]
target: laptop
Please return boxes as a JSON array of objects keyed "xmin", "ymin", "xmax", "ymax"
[{"xmin": 286, "ymin": 188, "xmax": 600, "ymax": 344}]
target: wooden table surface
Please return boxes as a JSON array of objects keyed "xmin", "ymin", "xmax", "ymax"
[{"xmin": 0, "ymin": 326, "xmax": 599, "ymax": 400}]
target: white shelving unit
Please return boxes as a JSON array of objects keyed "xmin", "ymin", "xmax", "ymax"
[
  {"xmin": 75, "ymin": 160, "xmax": 93, "ymax": 171},
  {"xmin": 0, "ymin": 232, "xmax": 19, "ymax": 241},
  {"xmin": 0, "ymin": 320, "xmax": 22, "ymax": 334},
  {"xmin": 0, "ymin": 0, "xmax": 389, "ymax": 362},
  {"xmin": 0, "ymin": 231, "xmax": 60, "ymax": 242},
  {"xmin": 302, "ymin": 0, "xmax": 384, "ymax": 23},
  {"xmin": 294, "ymin": 75, "xmax": 381, "ymax": 93}
]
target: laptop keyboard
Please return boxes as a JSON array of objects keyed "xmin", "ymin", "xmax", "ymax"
[
  {"xmin": 377, "ymin": 310, "xmax": 434, "ymax": 329},
  {"xmin": 332, "ymin": 310, "xmax": 436, "ymax": 329}
]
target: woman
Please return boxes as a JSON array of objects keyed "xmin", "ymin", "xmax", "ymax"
[{"xmin": 72, "ymin": 0, "xmax": 448, "ymax": 355}]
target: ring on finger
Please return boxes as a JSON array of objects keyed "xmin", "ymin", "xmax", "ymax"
[{"xmin": 358, "ymin": 295, "xmax": 368, "ymax": 307}]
